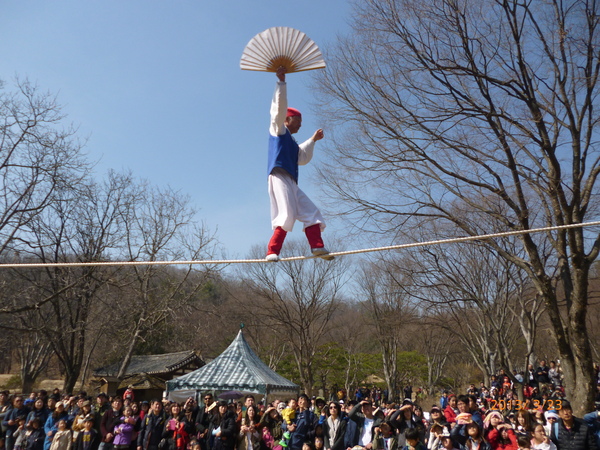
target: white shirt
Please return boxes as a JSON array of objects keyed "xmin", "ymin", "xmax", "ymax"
[{"xmin": 359, "ymin": 418, "xmax": 374, "ymax": 447}]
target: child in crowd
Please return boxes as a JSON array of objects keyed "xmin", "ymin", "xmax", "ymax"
[
  {"xmin": 49, "ymin": 420, "xmax": 72, "ymax": 450},
  {"xmin": 73, "ymin": 417, "xmax": 100, "ymax": 450},
  {"xmin": 374, "ymin": 422, "xmax": 398, "ymax": 450},
  {"xmin": 439, "ymin": 429, "xmax": 459, "ymax": 450},
  {"xmin": 314, "ymin": 437, "xmax": 324, "ymax": 450},
  {"xmin": 13, "ymin": 416, "xmax": 28, "ymax": 450},
  {"xmin": 113, "ymin": 407, "xmax": 134, "ymax": 450},
  {"xmin": 517, "ymin": 436, "xmax": 531, "ymax": 450},
  {"xmin": 281, "ymin": 399, "xmax": 297, "ymax": 427},
  {"xmin": 279, "ymin": 399, "xmax": 297, "ymax": 448},
  {"xmin": 403, "ymin": 429, "xmax": 426, "ymax": 450},
  {"xmin": 530, "ymin": 424, "xmax": 556, "ymax": 450},
  {"xmin": 26, "ymin": 418, "xmax": 45, "ymax": 450}
]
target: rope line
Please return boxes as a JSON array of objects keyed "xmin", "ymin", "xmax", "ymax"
[{"xmin": 1, "ymin": 220, "xmax": 599, "ymax": 269}]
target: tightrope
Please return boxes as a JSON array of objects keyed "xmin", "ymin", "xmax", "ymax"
[{"xmin": 1, "ymin": 221, "xmax": 599, "ymax": 268}]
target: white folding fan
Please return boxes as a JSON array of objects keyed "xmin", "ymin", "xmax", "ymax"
[{"xmin": 240, "ymin": 27, "xmax": 326, "ymax": 73}]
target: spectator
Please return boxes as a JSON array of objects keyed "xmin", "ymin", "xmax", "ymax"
[
  {"xmin": 550, "ymin": 400, "xmax": 597, "ymax": 450},
  {"xmin": 427, "ymin": 407, "xmax": 448, "ymax": 447},
  {"xmin": 582, "ymin": 407, "xmax": 600, "ymax": 449},
  {"xmin": 94, "ymin": 395, "xmax": 110, "ymax": 433},
  {"xmin": 429, "ymin": 428, "xmax": 457, "ymax": 450},
  {"xmin": 531, "ymin": 424, "xmax": 556, "ymax": 450},
  {"xmin": 467, "ymin": 386, "xmax": 479, "ymax": 397},
  {"xmin": 443, "ymin": 397, "xmax": 458, "ymax": 426},
  {"xmin": 526, "ymin": 366, "xmax": 538, "ymax": 390},
  {"xmin": 483, "ymin": 412, "xmax": 504, "ymax": 441},
  {"xmin": 319, "ymin": 402, "xmax": 346, "ymax": 450},
  {"xmin": 113, "ymin": 406, "xmax": 134, "ymax": 450},
  {"xmin": 491, "ymin": 377, "xmax": 502, "ymax": 392},
  {"xmin": 237, "ymin": 405, "xmax": 259, "ymax": 450},
  {"xmin": 258, "ymin": 406, "xmax": 283, "ymax": 450},
  {"xmin": 165, "ymin": 403, "xmax": 193, "ymax": 450},
  {"xmin": 544, "ymin": 412, "xmax": 560, "ymax": 439},
  {"xmin": 123, "ymin": 388, "xmax": 135, "ymax": 404},
  {"xmin": 27, "ymin": 400, "xmax": 50, "ymax": 433},
  {"xmin": 487, "ymin": 424, "xmax": 518, "ymax": 450},
  {"xmin": 349, "ymin": 400, "xmax": 381, "ymax": 450},
  {"xmin": 440, "ymin": 394, "xmax": 449, "ymax": 411},
  {"xmin": 389, "ymin": 401, "xmax": 425, "ymax": 447},
  {"xmin": 452, "ymin": 421, "xmax": 490, "ymax": 450},
  {"xmin": 49, "ymin": 420, "xmax": 72, "ymax": 450},
  {"xmin": 515, "ymin": 412, "xmax": 533, "ymax": 437},
  {"xmin": 4, "ymin": 396, "xmax": 30, "ymax": 450},
  {"xmin": 13, "ymin": 416, "xmax": 28, "ymax": 450},
  {"xmin": 343, "ymin": 401, "xmax": 359, "ymax": 450},
  {"xmin": 73, "ymin": 418, "xmax": 100, "ymax": 450},
  {"xmin": 536, "ymin": 362, "xmax": 551, "ymax": 388},
  {"xmin": 137, "ymin": 400, "xmax": 166, "ymax": 450},
  {"xmin": 548, "ymin": 363, "xmax": 562, "ymax": 388},
  {"xmin": 466, "ymin": 397, "xmax": 483, "ymax": 430},
  {"xmin": 27, "ymin": 418, "xmax": 46, "ymax": 450},
  {"xmin": 402, "ymin": 428, "xmax": 424, "ymax": 450},
  {"xmin": 282, "ymin": 395, "xmax": 315, "ymax": 450},
  {"xmin": 100, "ymin": 397, "xmax": 123, "ymax": 450},
  {"xmin": 45, "ymin": 403, "xmax": 69, "ymax": 450},
  {"xmin": 372, "ymin": 422, "xmax": 397, "ymax": 450},
  {"xmin": 209, "ymin": 401, "xmax": 236, "ymax": 450},
  {"xmin": 72, "ymin": 401, "xmax": 95, "ymax": 441},
  {"xmin": 196, "ymin": 394, "xmax": 216, "ymax": 450}
]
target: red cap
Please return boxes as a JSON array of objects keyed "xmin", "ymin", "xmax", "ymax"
[{"xmin": 286, "ymin": 108, "xmax": 301, "ymax": 117}]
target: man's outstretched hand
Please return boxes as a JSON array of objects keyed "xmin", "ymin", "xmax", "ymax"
[
  {"xmin": 312, "ymin": 129, "xmax": 324, "ymax": 141},
  {"xmin": 277, "ymin": 66, "xmax": 287, "ymax": 82}
]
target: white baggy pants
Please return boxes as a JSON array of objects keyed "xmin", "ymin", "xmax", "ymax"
[{"xmin": 268, "ymin": 168, "xmax": 325, "ymax": 232}]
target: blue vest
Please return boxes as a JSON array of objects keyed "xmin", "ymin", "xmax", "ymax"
[{"xmin": 268, "ymin": 130, "xmax": 299, "ymax": 183}]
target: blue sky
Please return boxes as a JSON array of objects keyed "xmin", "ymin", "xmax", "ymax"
[{"xmin": 0, "ymin": 1, "xmax": 353, "ymax": 260}]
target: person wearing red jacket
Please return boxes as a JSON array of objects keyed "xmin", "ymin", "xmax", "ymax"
[
  {"xmin": 487, "ymin": 424, "xmax": 518, "ymax": 450},
  {"xmin": 444, "ymin": 396, "xmax": 458, "ymax": 425}
]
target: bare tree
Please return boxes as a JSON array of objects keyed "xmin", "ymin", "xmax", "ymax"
[
  {"xmin": 357, "ymin": 260, "xmax": 418, "ymax": 401},
  {"xmin": 0, "ymin": 79, "xmax": 87, "ymax": 258},
  {"xmin": 316, "ymin": 0, "xmax": 600, "ymax": 412},
  {"xmin": 9, "ymin": 171, "xmax": 134, "ymax": 392},
  {"xmin": 238, "ymin": 241, "xmax": 350, "ymax": 395},
  {"xmin": 113, "ymin": 184, "xmax": 218, "ymax": 379},
  {"xmin": 328, "ymin": 305, "xmax": 376, "ymax": 401},
  {"xmin": 402, "ymin": 241, "xmax": 535, "ymax": 387},
  {"xmin": 418, "ymin": 322, "xmax": 455, "ymax": 393},
  {"xmin": 17, "ymin": 327, "xmax": 53, "ymax": 393}
]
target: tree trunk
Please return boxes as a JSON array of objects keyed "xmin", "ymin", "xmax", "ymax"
[
  {"xmin": 22, "ymin": 373, "xmax": 36, "ymax": 395},
  {"xmin": 117, "ymin": 323, "xmax": 143, "ymax": 379}
]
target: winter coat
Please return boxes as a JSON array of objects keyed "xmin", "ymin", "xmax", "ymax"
[
  {"xmin": 138, "ymin": 412, "xmax": 167, "ymax": 450},
  {"xmin": 49, "ymin": 430, "xmax": 72, "ymax": 450},
  {"xmin": 212, "ymin": 411, "xmax": 237, "ymax": 450},
  {"xmin": 550, "ymin": 418, "xmax": 598, "ymax": 450},
  {"xmin": 26, "ymin": 428, "xmax": 46, "ymax": 450},
  {"xmin": 320, "ymin": 415, "xmax": 347, "ymax": 450},
  {"xmin": 73, "ymin": 429, "xmax": 100, "ymax": 450},
  {"xmin": 487, "ymin": 428, "xmax": 518, "ymax": 450},
  {"xmin": 282, "ymin": 409, "xmax": 316, "ymax": 450}
]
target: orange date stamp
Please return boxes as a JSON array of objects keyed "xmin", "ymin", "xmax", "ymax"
[{"xmin": 488, "ymin": 399, "xmax": 563, "ymax": 411}]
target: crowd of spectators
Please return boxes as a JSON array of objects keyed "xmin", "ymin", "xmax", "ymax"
[{"xmin": 0, "ymin": 361, "xmax": 598, "ymax": 450}]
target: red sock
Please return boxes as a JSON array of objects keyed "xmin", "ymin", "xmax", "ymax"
[
  {"xmin": 267, "ymin": 227, "xmax": 287, "ymax": 255},
  {"xmin": 305, "ymin": 224, "xmax": 324, "ymax": 249}
]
